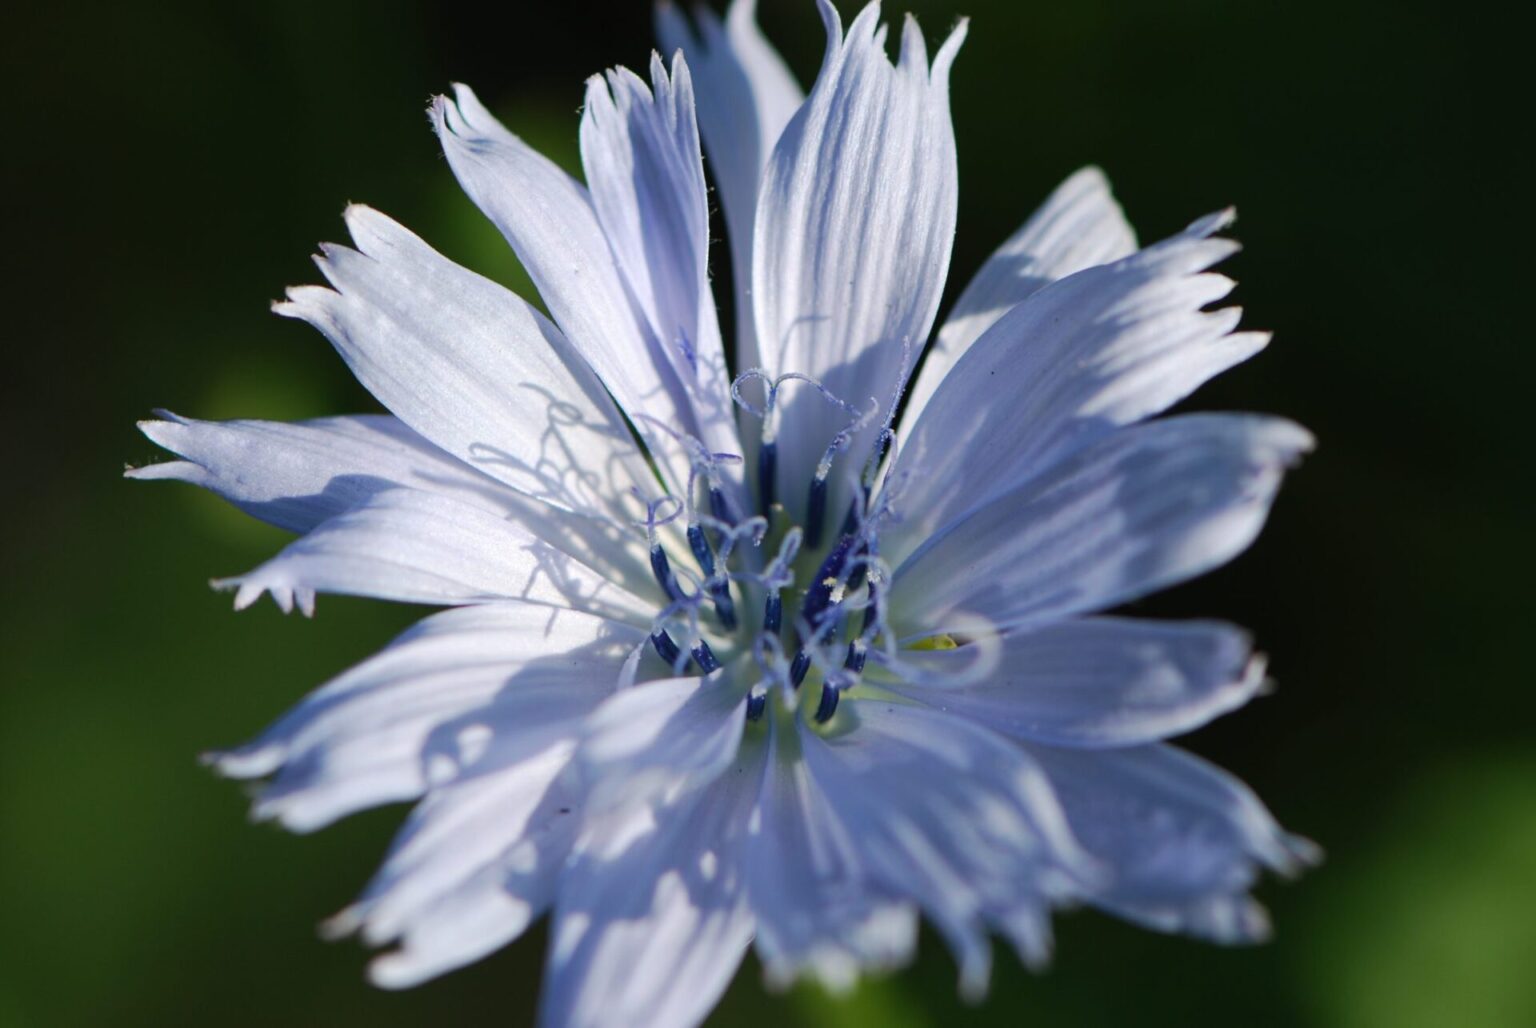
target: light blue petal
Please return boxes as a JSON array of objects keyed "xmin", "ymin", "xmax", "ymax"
[
  {"xmin": 655, "ymin": 0, "xmax": 803, "ymax": 377},
  {"xmin": 131, "ymin": 412, "xmax": 503, "ymax": 533},
  {"xmin": 431, "ymin": 86, "xmax": 696, "ymax": 494},
  {"xmin": 274, "ymin": 206, "xmax": 656, "ymax": 524},
  {"xmin": 887, "ymin": 617, "xmax": 1263, "ymax": 748},
  {"xmin": 349, "ymin": 741, "xmax": 582, "ymax": 988},
  {"xmin": 745, "ymin": 714, "xmax": 917, "ymax": 992},
  {"xmin": 210, "ymin": 602, "xmax": 642, "ymax": 831},
  {"xmin": 214, "ymin": 602, "xmax": 649, "ymax": 988},
  {"xmin": 902, "ymin": 165, "xmax": 1138, "ymax": 428},
  {"xmin": 801, "ymin": 700, "xmax": 1094, "ymax": 996},
  {"xmin": 884, "ymin": 212, "xmax": 1268, "ymax": 567},
  {"xmin": 1025, "ymin": 742, "xmax": 1320, "ymax": 942},
  {"xmin": 579, "ymin": 54, "xmax": 742, "ymax": 503},
  {"xmin": 130, "ymin": 413, "xmax": 657, "ymax": 597},
  {"xmin": 752, "ymin": 3, "xmax": 967, "ymax": 511},
  {"xmin": 891, "ymin": 414, "xmax": 1313, "ymax": 639},
  {"xmin": 574, "ymin": 676, "xmax": 746, "ymax": 814},
  {"xmin": 542, "ymin": 739, "xmax": 759, "ymax": 1028},
  {"xmin": 217, "ymin": 487, "xmax": 656, "ymax": 621}
]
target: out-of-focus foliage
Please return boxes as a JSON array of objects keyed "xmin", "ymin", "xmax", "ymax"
[{"xmin": 1, "ymin": 0, "xmax": 1528, "ymax": 1025}]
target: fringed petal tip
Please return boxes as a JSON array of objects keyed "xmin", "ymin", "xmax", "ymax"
[
  {"xmin": 930, "ymin": 16, "xmax": 969, "ymax": 87},
  {"xmin": 1189, "ymin": 206, "xmax": 1239, "ymax": 237},
  {"xmin": 954, "ymin": 936, "xmax": 993, "ymax": 1004},
  {"xmin": 317, "ymin": 914, "xmax": 357, "ymax": 945},
  {"xmin": 127, "ymin": 412, "xmax": 195, "ymax": 479},
  {"xmin": 367, "ymin": 949, "xmax": 438, "ymax": 991},
  {"xmin": 1211, "ymin": 897, "xmax": 1275, "ymax": 945},
  {"xmin": 211, "ymin": 574, "xmax": 317, "ymax": 617},
  {"xmin": 1246, "ymin": 651, "xmax": 1281, "ymax": 698},
  {"xmin": 201, "ymin": 741, "xmax": 286, "ymax": 781},
  {"xmin": 429, "ymin": 83, "xmax": 495, "ymax": 143},
  {"xmin": 123, "ymin": 458, "xmax": 192, "ymax": 482},
  {"xmin": 1265, "ymin": 417, "xmax": 1318, "ymax": 460},
  {"xmin": 756, "ymin": 903, "xmax": 920, "ymax": 996},
  {"xmin": 1277, "ymin": 832, "xmax": 1326, "ymax": 876},
  {"xmin": 271, "ymin": 283, "xmax": 336, "ymax": 325}
]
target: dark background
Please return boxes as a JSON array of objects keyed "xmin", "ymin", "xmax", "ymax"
[{"xmin": 2, "ymin": 1, "xmax": 1529, "ymax": 1025}]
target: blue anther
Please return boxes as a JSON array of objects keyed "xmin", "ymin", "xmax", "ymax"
[
  {"xmin": 844, "ymin": 640, "xmax": 867, "ymax": 674},
  {"xmin": 692, "ymin": 640, "xmax": 722, "ymax": 674},
  {"xmin": 686, "ymin": 523, "xmax": 737, "ymax": 629},
  {"xmin": 745, "ymin": 691, "xmax": 767, "ymax": 721},
  {"xmin": 800, "ymin": 533, "xmax": 857, "ymax": 631},
  {"xmin": 757, "ymin": 440, "xmax": 777, "ymax": 514},
  {"xmin": 763, "ymin": 593, "xmax": 782, "ymax": 636},
  {"xmin": 650, "ymin": 629, "xmax": 683, "ymax": 668},
  {"xmin": 650, "ymin": 544, "xmax": 683, "ymax": 603},
  {"xmin": 789, "ymin": 649, "xmax": 811, "ymax": 688},
  {"xmin": 687, "ymin": 524, "xmax": 716, "ymax": 577},
  {"xmin": 813, "ymin": 684, "xmax": 840, "ymax": 723},
  {"xmin": 711, "ymin": 587, "xmax": 739, "ymax": 631},
  {"xmin": 707, "ymin": 486, "xmax": 732, "ymax": 529},
  {"xmin": 805, "ymin": 474, "xmax": 829, "ymax": 550}
]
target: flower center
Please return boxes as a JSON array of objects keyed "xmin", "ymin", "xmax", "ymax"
[{"xmin": 640, "ymin": 372, "xmax": 895, "ymax": 726}]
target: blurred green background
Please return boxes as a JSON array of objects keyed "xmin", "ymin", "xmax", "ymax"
[{"xmin": 2, "ymin": 0, "xmax": 1529, "ymax": 1025}]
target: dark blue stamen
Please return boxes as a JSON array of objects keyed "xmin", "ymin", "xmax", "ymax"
[
  {"xmin": 757, "ymin": 440, "xmax": 777, "ymax": 514},
  {"xmin": 650, "ymin": 544, "xmax": 682, "ymax": 603},
  {"xmin": 813, "ymin": 684, "xmax": 840, "ymax": 723},
  {"xmin": 745, "ymin": 691, "xmax": 767, "ymax": 721},
  {"xmin": 805, "ymin": 474, "xmax": 829, "ymax": 550},
  {"xmin": 708, "ymin": 486, "xmax": 731, "ymax": 529},
  {"xmin": 844, "ymin": 641, "xmax": 867, "ymax": 674},
  {"xmin": 789, "ymin": 649, "xmax": 811, "ymax": 687},
  {"xmin": 763, "ymin": 593, "xmax": 782, "ymax": 635},
  {"xmin": 687, "ymin": 523, "xmax": 715, "ymax": 577},
  {"xmin": 650, "ymin": 629, "xmax": 683, "ymax": 668},
  {"xmin": 800, "ymin": 533, "xmax": 857, "ymax": 631},
  {"xmin": 709, "ymin": 587, "xmax": 738, "ymax": 631},
  {"xmin": 692, "ymin": 640, "xmax": 722, "ymax": 674},
  {"xmin": 687, "ymin": 523, "xmax": 738, "ymax": 630}
]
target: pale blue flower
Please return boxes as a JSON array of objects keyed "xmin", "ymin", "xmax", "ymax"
[{"xmin": 131, "ymin": 1, "xmax": 1317, "ymax": 1024}]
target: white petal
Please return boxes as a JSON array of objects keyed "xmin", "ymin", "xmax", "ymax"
[
  {"xmin": 902, "ymin": 166, "xmax": 1138, "ymax": 428},
  {"xmin": 542, "ymin": 742, "xmax": 758, "ymax": 1028},
  {"xmin": 218, "ymin": 487, "xmax": 654, "ymax": 622},
  {"xmin": 211, "ymin": 602, "xmax": 640, "ymax": 831},
  {"xmin": 274, "ymin": 206, "xmax": 654, "ymax": 523},
  {"xmin": 579, "ymin": 54, "xmax": 741, "ymax": 503},
  {"xmin": 1025, "ymin": 742, "xmax": 1320, "ymax": 942},
  {"xmin": 352, "ymin": 742, "xmax": 582, "ymax": 988},
  {"xmin": 752, "ymin": 3, "xmax": 966, "ymax": 512},
  {"xmin": 891, "ymin": 415, "xmax": 1313, "ymax": 639},
  {"xmin": 885, "ymin": 212, "xmax": 1268, "ymax": 566},
  {"xmin": 576, "ymin": 676, "xmax": 747, "ymax": 813},
  {"xmin": 432, "ymin": 85, "xmax": 695, "ymax": 493},
  {"xmin": 746, "ymin": 715, "xmax": 917, "ymax": 992},
  {"xmin": 888, "ymin": 618, "xmax": 1263, "ymax": 748},
  {"xmin": 129, "ymin": 413, "xmax": 652, "ymax": 592},
  {"xmin": 801, "ymin": 701, "xmax": 1092, "ymax": 994},
  {"xmin": 655, "ymin": 0, "xmax": 804, "ymax": 375}
]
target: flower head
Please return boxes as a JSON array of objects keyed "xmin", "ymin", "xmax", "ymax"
[{"xmin": 132, "ymin": 1, "xmax": 1316, "ymax": 1024}]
